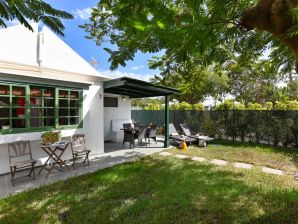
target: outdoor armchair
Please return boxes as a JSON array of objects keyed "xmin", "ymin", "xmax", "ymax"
[
  {"xmin": 8, "ymin": 140, "xmax": 36, "ymax": 186},
  {"xmin": 180, "ymin": 123, "xmax": 214, "ymax": 145},
  {"xmin": 70, "ymin": 134, "xmax": 91, "ymax": 169}
]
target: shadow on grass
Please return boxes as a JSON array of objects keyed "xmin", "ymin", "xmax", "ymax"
[{"xmin": 0, "ymin": 156, "xmax": 297, "ymax": 224}]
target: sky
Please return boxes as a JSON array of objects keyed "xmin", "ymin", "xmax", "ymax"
[{"xmin": 39, "ymin": 0, "xmax": 161, "ymax": 81}]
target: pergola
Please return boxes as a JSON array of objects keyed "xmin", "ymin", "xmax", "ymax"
[{"xmin": 104, "ymin": 77, "xmax": 180, "ymax": 148}]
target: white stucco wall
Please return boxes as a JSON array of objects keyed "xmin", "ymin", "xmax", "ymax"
[
  {"xmin": 0, "ymin": 82, "xmax": 104, "ymax": 175},
  {"xmin": 104, "ymin": 94, "xmax": 131, "ymax": 143}
]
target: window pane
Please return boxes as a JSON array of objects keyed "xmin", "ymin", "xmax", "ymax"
[
  {"xmin": 30, "ymin": 86, "xmax": 42, "ymax": 97},
  {"xmin": 104, "ymin": 97, "xmax": 118, "ymax": 107},
  {"xmin": 44, "ymin": 118, "xmax": 55, "ymax": 126},
  {"xmin": 0, "ymin": 85, "xmax": 9, "ymax": 95},
  {"xmin": 0, "ymin": 96, "xmax": 9, "ymax": 106},
  {"xmin": 70, "ymin": 109, "xmax": 79, "ymax": 116},
  {"xmin": 31, "ymin": 108, "xmax": 42, "ymax": 117},
  {"xmin": 44, "ymin": 88, "xmax": 54, "ymax": 98},
  {"xmin": 0, "ymin": 108, "xmax": 9, "ymax": 118},
  {"xmin": 70, "ymin": 117, "xmax": 79, "ymax": 125},
  {"xmin": 59, "ymin": 117, "xmax": 68, "ymax": 125},
  {"xmin": 59, "ymin": 109, "xmax": 68, "ymax": 116},
  {"xmin": 44, "ymin": 108, "xmax": 54, "ymax": 117},
  {"xmin": 12, "ymin": 119, "xmax": 25, "ymax": 128},
  {"xmin": 70, "ymin": 100, "xmax": 79, "ymax": 107},
  {"xmin": 0, "ymin": 119, "xmax": 9, "ymax": 129},
  {"xmin": 30, "ymin": 98, "xmax": 42, "ymax": 106},
  {"xmin": 12, "ymin": 97, "xmax": 26, "ymax": 107},
  {"xmin": 59, "ymin": 90, "xmax": 68, "ymax": 98},
  {"xmin": 12, "ymin": 86, "xmax": 25, "ymax": 96},
  {"xmin": 30, "ymin": 118, "xmax": 42, "ymax": 128},
  {"xmin": 44, "ymin": 99, "xmax": 54, "ymax": 107},
  {"xmin": 12, "ymin": 108, "xmax": 25, "ymax": 118},
  {"xmin": 70, "ymin": 91, "xmax": 79, "ymax": 99},
  {"xmin": 59, "ymin": 99, "xmax": 68, "ymax": 107}
]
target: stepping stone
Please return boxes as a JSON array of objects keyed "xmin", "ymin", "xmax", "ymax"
[
  {"xmin": 175, "ymin": 154, "xmax": 188, "ymax": 159},
  {"xmin": 192, "ymin": 156, "xmax": 206, "ymax": 162},
  {"xmin": 294, "ymin": 173, "xmax": 298, "ymax": 180},
  {"xmin": 262, "ymin": 167, "xmax": 283, "ymax": 176},
  {"xmin": 210, "ymin": 159, "xmax": 227, "ymax": 166},
  {"xmin": 159, "ymin": 152, "xmax": 171, "ymax": 156},
  {"xmin": 234, "ymin": 162, "xmax": 253, "ymax": 169}
]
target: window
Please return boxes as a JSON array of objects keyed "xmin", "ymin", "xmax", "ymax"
[
  {"xmin": 104, "ymin": 97, "xmax": 118, "ymax": 107},
  {"xmin": 0, "ymin": 82, "xmax": 83, "ymax": 134}
]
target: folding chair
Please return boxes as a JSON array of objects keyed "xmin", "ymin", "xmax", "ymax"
[
  {"xmin": 70, "ymin": 134, "xmax": 91, "ymax": 169},
  {"xmin": 8, "ymin": 141, "xmax": 36, "ymax": 186}
]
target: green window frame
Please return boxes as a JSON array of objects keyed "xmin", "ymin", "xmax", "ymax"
[{"xmin": 0, "ymin": 82, "xmax": 83, "ymax": 135}]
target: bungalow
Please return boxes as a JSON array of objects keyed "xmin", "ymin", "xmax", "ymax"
[{"xmin": 0, "ymin": 24, "xmax": 178, "ymax": 175}]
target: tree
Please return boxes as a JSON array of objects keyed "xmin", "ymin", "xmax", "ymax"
[
  {"xmin": 81, "ymin": 0, "xmax": 298, "ymax": 73},
  {"xmin": 0, "ymin": 0, "xmax": 73, "ymax": 36}
]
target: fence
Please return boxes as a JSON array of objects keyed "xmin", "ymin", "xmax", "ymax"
[{"xmin": 131, "ymin": 110, "xmax": 298, "ymax": 148}]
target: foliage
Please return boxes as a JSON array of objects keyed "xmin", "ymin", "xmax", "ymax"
[
  {"xmin": 275, "ymin": 101, "xmax": 298, "ymax": 110},
  {"xmin": 215, "ymin": 100, "xmax": 245, "ymax": 110},
  {"xmin": 0, "ymin": 0, "xmax": 73, "ymax": 36},
  {"xmin": 144, "ymin": 103, "xmax": 160, "ymax": 110}
]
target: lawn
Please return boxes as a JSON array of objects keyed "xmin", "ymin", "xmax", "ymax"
[{"xmin": 0, "ymin": 142, "xmax": 297, "ymax": 224}]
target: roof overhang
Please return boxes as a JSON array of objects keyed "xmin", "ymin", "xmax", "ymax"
[{"xmin": 104, "ymin": 77, "xmax": 180, "ymax": 98}]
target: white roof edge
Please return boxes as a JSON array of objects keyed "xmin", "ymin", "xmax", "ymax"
[{"xmin": 0, "ymin": 60, "xmax": 111, "ymax": 84}]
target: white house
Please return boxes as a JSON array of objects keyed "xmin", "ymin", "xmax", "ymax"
[{"xmin": 0, "ymin": 23, "xmax": 178, "ymax": 175}]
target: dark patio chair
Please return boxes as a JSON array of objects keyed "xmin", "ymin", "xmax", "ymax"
[
  {"xmin": 70, "ymin": 134, "xmax": 91, "ymax": 169},
  {"xmin": 123, "ymin": 123, "xmax": 132, "ymax": 129},
  {"xmin": 146, "ymin": 125, "xmax": 158, "ymax": 145},
  {"xmin": 169, "ymin": 123, "xmax": 179, "ymax": 137},
  {"xmin": 137, "ymin": 126, "xmax": 149, "ymax": 147},
  {"xmin": 8, "ymin": 140, "xmax": 36, "ymax": 186}
]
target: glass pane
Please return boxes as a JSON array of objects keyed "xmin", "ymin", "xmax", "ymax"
[
  {"xmin": 59, "ymin": 117, "xmax": 68, "ymax": 125},
  {"xmin": 70, "ymin": 117, "xmax": 79, "ymax": 125},
  {"xmin": 12, "ymin": 86, "xmax": 25, "ymax": 96},
  {"xmin": 59, "ymin": 99, "xmax": 68, "ymax": 107},
  {"xmin": 30, "ymin": 98, "xmax": 42, "ymax": 106},
  {"xmin": 44, "ymin": 99, "xmax": 54, "ymax": 107},
  {"xmin": 12, "ymin": 108, "xmax": 25, "ymax": 118},
  {"xmin": 0, "ymin": 85, "xmax": 9, "ymax": 95},
  {"xmin": 0, "ymin": 119, "xmax": 9, "ymax": 130},
  {"xmin": 59, "ymin": 109, "xmax": 68, "ymax": 116},
  {"xmin": 44, "ymin": 88, "xmax": 54, "ymax": 98},
  {"xmin": 59, "ymin": 90, "xmax": 68, "ymax": 98},
  {"xmin": 12, "ymin": 97, "xmax": 26, "ymax": 107},
  {"xmin": 30, "ymin": 118, "xmax": 42, "ymax": 128},
  {"xmin": 44, "ymin": 118, "xmax": 55, "ymax": 126},
  {"xmin": 30, "ymin": 86, "xmax": 42, "ymax": 97},
  {"xmin": 12, "ymin": 119, "xmax": 25, "ymax": 128},
  {"xmin": 0, "ymin": 108, "xmax": 9, "ymax": 118},
  {"xmin": 70, "ymin": 108, "xmax": 79, "ymax": 116},
  {"xmin": 70, "ymin": 91, "xmax": 79, "ymax": 99},
  {"xmin": 31, "ymin": 108, "xmax": 42, "ymax": 117},
  {"xmin": 70, "ymin": 100, "xmax": 79, "ymax": 107},
  {"xmin": 0, "ymin": 96, "xmax": 9, "ymax": 106},
  {"xmin": 44, "ymin": 108, "xmax": 54, "ymax": 117}
]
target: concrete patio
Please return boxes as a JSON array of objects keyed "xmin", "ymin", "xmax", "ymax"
[{"xmin": 0, "ymin": 140, "xmax": 167, "ymax": 199}]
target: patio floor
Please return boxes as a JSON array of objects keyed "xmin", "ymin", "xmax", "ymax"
[{"xmin": 0, "ymin": 139, "xmax": 167, "ymax": 199}]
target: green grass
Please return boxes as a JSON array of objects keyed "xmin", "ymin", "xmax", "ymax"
[{"xmin": 0, "ymin": 142, "xmax": 297, "ymax": 224}]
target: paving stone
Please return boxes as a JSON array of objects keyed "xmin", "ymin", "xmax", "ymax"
[
  {"xmin": 175, "ymin": 154, "xmax": 188, "ymax": 159},
  {"xmin": 192, "ymin": 156, "xmax": 206, "ymax": 162},
  {"xmin": 262, "ymin": 167, "xmax": 283, "ymax": 175},
  {"xmin": 234, "ymin": 162, "xmax": 253, "ymax": 169},
  {"xmin": 294, "ymin": 173, "xmax": 298, "ymax": 180},
  {"xmin": 210, "ymin": 159, "xmax": 227, "ymax": 166},
  {"xmin": 159, "ymin": 152, "xmax": 172, "ymax": 156}
]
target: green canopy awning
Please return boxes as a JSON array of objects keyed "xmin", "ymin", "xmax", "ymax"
[{"xmin": 104, "ymin": 77, "xmax": 180, "ymax": 98}]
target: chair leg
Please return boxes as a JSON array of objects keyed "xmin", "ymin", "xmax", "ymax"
[
  {"xmin": 10, "ymin": 166, "xmax": 16, "ymax": 186},
  {"xmin": 73, "ymin": 154, "xmax": 78, "ymax": 170},
  {"xmin": 83, "ymin": 152, "xmax": 90, "ymax": 166}
]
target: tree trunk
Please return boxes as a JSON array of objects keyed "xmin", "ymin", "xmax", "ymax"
[{"xmin": 241, "ymin": 0, "xmax": 298, "ymax": 73}]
